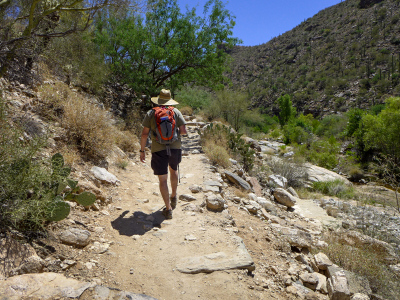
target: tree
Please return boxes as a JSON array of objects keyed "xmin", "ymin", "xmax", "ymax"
[
  {"xmin": 94, "ymin": 0, "xmax": 239, "ymax": 97},
  {"xmin": 362, "ymin": 97, "xmax": 400, "ymax": 164},
  {"xmin": 0, "ymin": 0, "xmax": 144, "ymax": 77},
  {"xmin": 277, "ymin": 94, "xmax": 296, "ymax": 126}
]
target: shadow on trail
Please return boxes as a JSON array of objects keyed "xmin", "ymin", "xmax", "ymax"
[{"xmin": 111, "ymin": 210, "xmax": 165, "ymax": 236}]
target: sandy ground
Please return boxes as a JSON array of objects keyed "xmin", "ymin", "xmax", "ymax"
[{"xmin": 78, "ymin": 129, "xmax": 299, "ymax": 300}]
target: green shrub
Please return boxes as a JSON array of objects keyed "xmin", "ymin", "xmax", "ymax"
[
  {"xmin": 315, "ymin": 114, "xmax": 348, "ymax": 138},
  {"xmin": 268, "ymin": 158, "xmax": 307, "ymax": 188},
  {"xmin": 175, "ymin": 86, "xmax": 213, "ymax": 112},
  {"xmin": 312, "ymin": 179, "xmax": 355, "ymax": 199},
  {"xmin": 0, "ymin": 98, "xmax": 95, "ymax": 233},
  {"xmin": 200, "ymin": 123, "xmax": 255, "ymax": 172}
]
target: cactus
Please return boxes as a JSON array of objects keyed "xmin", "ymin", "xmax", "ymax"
[
  {"xmin": 75, "ymin": 191, "xmax": 96, "ymax": 207},
  {"xmin": 45, "ymin": 153, "xmax": 97, "ymax": 222},
  {"xmin": 46, "ymin": 196, "xmax": 71, "ymax": 221}
]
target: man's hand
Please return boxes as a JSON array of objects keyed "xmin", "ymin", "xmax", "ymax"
[{"xmin": 140, "ymin": 151, "xmax": 146, "ymax": 163}]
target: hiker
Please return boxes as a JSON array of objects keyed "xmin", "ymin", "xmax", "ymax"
[{"xmin": 140, "ymin": 89, "xmax": 187, "ymax": 219}]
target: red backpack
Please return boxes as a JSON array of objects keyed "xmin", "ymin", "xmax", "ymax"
[{"xmin": 152, "ymin": 106, "xmax": 179, "ymax": 146}]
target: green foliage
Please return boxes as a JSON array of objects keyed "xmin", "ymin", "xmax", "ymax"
[
  {"xmin": 201, "ymin": 123, "xmax": 255, "ymax": 172},
  {"xmin": 362, "ymin": 97, "xmax": 400, "ymax": 163},
  {"xmin": 277, "ymin": 94, "xmax": 296, "ymax": 126},
  {"xmin": 241, "ymin": 109, "xmax": 278, "ymax": 135},
  {"xmin": 315, "ymin": 114, "xmax": 347, "ymax": 138},
  {"xmin": 95, "ymin": 0, "xmax": 240, "ymax": 97},
  {"xmin": 46, "ymin": 197, "xmax": 71, "ymax": 222},
  {"xmin": 312, "ymin": 179, "xmax": 355, "ymax": 199},
  {"xmin": 226, "ymin": 131, "xmax": 255, "ymax": 172},
  {"xmin": 207, "ymin": 89, "xmax": 250, "ymax": 131},
  {"xmin": 345, "ymin": 109, "xmax": 365, "ymax": 137},
  {"xmin": 175, "ymin": 86, "xmax": 213, "ymax": 112},
  {"xmin": 44, "ymin": 31, "xmax": 109, "ymax": 93},
  {"xmin": 0, "ymin": 0, "xmax": 120, "ymax": 77},
  {"xmin": 0, "ymin": 98, "xmax": 96, "ymax": 233},
  {"xmin": 295, "ymin": 136, "xmax": 340, "ymax": 170},
  {"xmin": 283, "ymin": 114, "xmax": 314, "ymax": 144}
]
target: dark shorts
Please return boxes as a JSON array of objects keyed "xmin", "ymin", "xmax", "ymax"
[{"xmin": 151, "ymin": 149, "xmax": 182, "ymax": 175}]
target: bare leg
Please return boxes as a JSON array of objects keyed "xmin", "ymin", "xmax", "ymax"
[
  {"xmin": 169, "ymin": 166, "xmax": 179, "ymax": 198},
  {"xmin": 158, "ymin": 174, "xmax": 172, "ymax": 210}
]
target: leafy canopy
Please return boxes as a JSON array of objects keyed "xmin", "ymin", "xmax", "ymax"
[
  {"xmin": 277, "ymin": 94, "xmax": 296, "ymax": 126},
  {"xmin": 362, "ymin": 97, "xmax": 400, "ymax": 163},
  {"xmin": 94, "ymin": 0, "xmax": 240, "ymax": 96}
]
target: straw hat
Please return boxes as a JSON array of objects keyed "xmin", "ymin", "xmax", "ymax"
[{"xmin": 151, "ymin": 89, "xmax": 179, "ymax": 105}]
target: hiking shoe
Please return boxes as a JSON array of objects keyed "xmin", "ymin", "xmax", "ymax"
[
  {"xmin": 162, "ymin": 208, "xmax": 173, "ymax": 219},
  {"xmin": 170, "ymin": 196, "xmax": 177, "ymax": 209}
]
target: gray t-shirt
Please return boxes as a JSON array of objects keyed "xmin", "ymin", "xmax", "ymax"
[{"xmin": 142, "ymin": 107, "xmax": 186, "ymax": 153}]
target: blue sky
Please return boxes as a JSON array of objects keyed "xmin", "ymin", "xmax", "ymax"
[{"xmin": 179, "ymin": 0, "xmax": 344, "ymax": 46}]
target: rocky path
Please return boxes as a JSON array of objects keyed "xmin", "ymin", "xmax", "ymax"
[
  {"xmin": 93, "ymin": 126, "xmax": 289, "ymax": 300},
  {"xmin": 3, "ymin": 122, "xmax": 398, "ymax": 299}
]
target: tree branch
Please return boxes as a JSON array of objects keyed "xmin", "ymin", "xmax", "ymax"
[{"xmin": 0, "ymin": 0, "xmax": 10, "ymax": 7}]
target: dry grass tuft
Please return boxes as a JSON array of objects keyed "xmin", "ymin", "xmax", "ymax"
[
  {"xmin": 203, "ymin": 141, "xmax": 231, "ymax": 168},
  {"xmin": 57, "ymin": 145, "xmax": 81, "ymax": 167},
  {"xmin": 62, "ymin": 93, "xmax": 115, "ymax": 160},
  {"xmin": 323, "ymin": 233, "xmax": 399, "ymax": 299},
  {"xmin": 114, "ymin": 130, "xmax": 139, "ymax": 153},
  {"xmin": 234, "ymin": 188, "xmax": 248, "ymax": 199},
  {"xmin": 179, "ymin": 106, "xmax": 193, "ymax": 116}
]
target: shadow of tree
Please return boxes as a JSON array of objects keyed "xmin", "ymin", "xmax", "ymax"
[{"xmin": 111, "ymin": 210, "xmax": 166, "ymax": 236}]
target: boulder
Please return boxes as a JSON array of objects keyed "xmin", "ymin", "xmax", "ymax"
[
  {"xmin": 299, "ymin": 272, "xmax": 319, "ymax": 290},
  {"xmin": 59, "ymin": 228, "xmax": 91, "ymax": 247},
  {"xmin": 206, "ymin": 193, "xmax": 226, "ymax": 211},
  {"xmin": 273, "ymin": 188, "xmax": 297, "ymax": 207},
  {"xmin": 91, "ymin": 166, "xmax": 120, "ymax": 185},
  {"xmin": 327, "ymin": 270, "xmax": 351, "ymax": 300},
  {"xmin": 247, "ymin": 177, "xmax": 262, "ymax": 196},
  {"xmin": 287, "ymin": 187, "xmax": 299, "ymax": 198},
  {"xmin": 224, "ymin": 171, "xmax": 251, "ymax": 191},
  {"xmin": 269, "ymin": 175, "xmax": 288, "ymax": 188},
  {"xmin": 314, "ymin": 252, "xmax": 333, "ymax": 270},
  {"xmin": 304, "ymin": 163, "xmax": 350, "ymax": 185},
  {"xmin": 189, "ymin": 184, "xmax": 202, "ymax": 193},
  {"xmin": 0, "ymin": 238, "xmax": 41, "ymax": 278}
]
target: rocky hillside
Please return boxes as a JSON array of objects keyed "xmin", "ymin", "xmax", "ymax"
[
  {"xmin": 0, "ymin": 79, "xmax": 400, "ymax": 299},
  {"xmin": 227, "ymin": 0, "xmax": 400, "ymax": 116}
]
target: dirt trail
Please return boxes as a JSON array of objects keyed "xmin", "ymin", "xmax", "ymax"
[{"xmin": 91, "ymin": 127, "xmax": 296, "ymax": 300}]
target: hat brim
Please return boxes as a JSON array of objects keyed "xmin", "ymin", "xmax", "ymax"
[{"xmin": 151, "ymin": 97, "xmax": 179, "ymax": 106}]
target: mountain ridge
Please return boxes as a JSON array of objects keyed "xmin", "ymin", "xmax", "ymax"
[{"xmin": 227, "ymin": 0, "xmax": 400, "ymax": 116}]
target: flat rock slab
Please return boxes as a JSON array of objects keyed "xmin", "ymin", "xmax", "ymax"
[
  {"xmin": 203, "ymin": 180, "xmax": 222, "ymax": 187},
  {"xmin": 224, "ymin": 171, "xmax": 251, "ymax": 191},
  {"xmin": 80, "ymin": 285, "xmax": 158, "ymax": 300},
  {"xmin": 304, "ymin": 163, "xmax": 350, "ymax": 184},
  {"xmin": 0, "ymin": 272, "xmax": 95, "ymax": 299},
  {"xmin": 0, "ymin": 273, "xmax": 158, "ymax": 300},
  {"xmin": 203, "ymin": 185, "xmax": 220, "ymax": 193},
  {"xmin": 176, "ymin": 237, "xmax": 255, "ymax": 274}
]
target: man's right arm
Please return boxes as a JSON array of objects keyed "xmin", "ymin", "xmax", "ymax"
[{"xmin": 140, "ymin": 127, "xmax": 150, "ymax": 163}]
